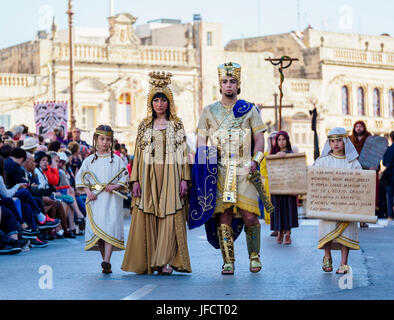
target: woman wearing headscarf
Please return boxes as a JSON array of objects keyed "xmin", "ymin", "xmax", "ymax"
[
  {"xmin": 121, "ymin": 72, "xmax": 191, "ymax": 275},
  {"xmin": 313, "ymin": 127, "xmax": 361, "ymax": 274},
  {"xmin": 269, "ymin": 131, "xmax": 299, "ymax": 245}
]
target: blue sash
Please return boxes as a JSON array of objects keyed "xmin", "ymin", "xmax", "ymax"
[{"xmin": 233, "ymin": 100, "xmax": 259, "ymax": 118}]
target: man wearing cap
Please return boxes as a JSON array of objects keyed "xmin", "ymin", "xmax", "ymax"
[{"xmin": 194, "ymin": 62, "xmax": 267, "ymax": 275}]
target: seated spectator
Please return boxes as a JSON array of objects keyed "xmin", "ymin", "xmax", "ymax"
[
  {"xmin": 36, "ymin": 145, "xmax": 48, "ymax": 153},
  {"xmin": 11, "ymin": 126, "xmax": 24, "ymax": 142},
  {"xmin": 3, "ymin": 151, "xmax": 59, "ymax": 244},
  {"xmin": 21, "ymin": 137, "xmax": 39, "ymax": 155},
  {"xmin": 34, "ymin": 151, "xmax": 75, "ymax": 239},
  {"xmin": 114, "ymin": 143, "xmax": 122, "ymax": 157},
  {"xmin": 4, "ymin": 131, "xmax": 13, "ymax": 139},
  {"xmin": 38, "ymin": 135, "xmax": 45, "ymax": 145},
  {"xmin": 21, "ymin": 125, "xmax": 29, "ymax": 140},
  {"xmin": 54, "ymin": 128, "xmax": 68, "ymax": 146},
  {"xmin": 0, "ymin": 206, "xmax": 31, "ymax": 252},
  {"xmin": 48, "ymin": 140, "xmax": 61, "ymax": 153},
  {"xmin": 23, "ymin": 153, "xmax": 63, "ymax": 241},
  {"xmin": 79, "ymin": 145, "xmax": 90, "ymax": 160},
  {"xmin": 68, "ymin": 127, "xmax": 90, "ymax": 150},
  {"xmin": 5, "ymin": 148, "xmax": 28, "ymax": 188},
  {"xmin": 0, "ymin": 144, "xmax": 13, "ymax": 159},
  {"xmin": 68, "ymin": 142, "xmax": 82, "ymax": 175},
  {"xmin": 56, "ymin": 152, "xmax": 86, "ymax": 235}
]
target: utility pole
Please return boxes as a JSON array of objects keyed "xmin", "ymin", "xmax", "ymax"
[{"xmin": 67, "ymin": 0, "xmax": 76, "ymax": 130}]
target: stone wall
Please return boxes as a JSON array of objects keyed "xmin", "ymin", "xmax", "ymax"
[{"xmin": 0, "ymin": 41, "xmax": 40, "ymax": 74}]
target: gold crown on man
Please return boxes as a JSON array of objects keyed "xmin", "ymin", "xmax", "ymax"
[{"xmin": 218, "ymin": 62, "xmax": 241, "ymax": 85}]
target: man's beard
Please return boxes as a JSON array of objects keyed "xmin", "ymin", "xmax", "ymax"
[
  {"xmin": 355, "ymin": 130, "xmax": 365, "ymax": 137},
  {"xmin": 224, "ymin": 92, "xmax": 235, "ymax": 98}
]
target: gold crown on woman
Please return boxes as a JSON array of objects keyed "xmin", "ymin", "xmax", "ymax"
[
  {"xmin": 148, "ymin": 71, "xmax": 173, "ymax": 88},
  {"xmin": 218, "ymin": 62, "xmax": 241, "ymax": 84},
  {"xmin": 146, "ymin": 71, "xmax": 177, "ymax": 119}
]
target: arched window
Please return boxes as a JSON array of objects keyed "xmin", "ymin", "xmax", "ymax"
[
  {"xmin": 342, "ymin": 86, "xmax": 350, "ymax": 115},
  {"xmin": 357, "ymin": 87, "xmax": 365, "ymax": 116},
  {"xmin": 389, "ymin": 89, "xmax": 394, "ymax": 118},
  {"xmin": 118, "ymin": 92, "xmax": 132, "ymax": 126},
  {"xmin": 373, "ymin": 88, "xmax": 381, "ymax": 117}
]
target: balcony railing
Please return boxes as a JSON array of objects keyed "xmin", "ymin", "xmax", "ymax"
[
  {"xmin": 0, "ymin": 73, "xmax": 33, "ymax": 87},
  {"xmin": 54, "ymin": 43, "xmax": 195, "ymax": 66},
  {"xmin": 321, "ymin": 47, "xmax": 394, "ymax": 67}
]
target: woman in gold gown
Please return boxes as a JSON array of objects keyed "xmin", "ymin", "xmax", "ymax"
[{"xmin": 121, "ymin": 72, "xmax": 191, "ymax": 275}]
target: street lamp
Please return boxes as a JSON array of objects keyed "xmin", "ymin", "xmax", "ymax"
[{"xmin": 67, "ymin": 0, "xmax": 76, "ymax": 130}]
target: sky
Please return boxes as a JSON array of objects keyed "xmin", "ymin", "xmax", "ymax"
[{"xmin": 1, "ymin": 0, "xmax": 393, "ymax": 49}]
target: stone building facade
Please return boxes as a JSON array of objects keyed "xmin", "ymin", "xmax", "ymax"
[{"xmin": 0, "ymin": 14, "xmax": 393, "ymax": 163}]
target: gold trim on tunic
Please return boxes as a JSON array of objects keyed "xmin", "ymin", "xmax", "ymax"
[{"xmin": 84, "ymin": 203, "xmax": 125, "ymax": 251}]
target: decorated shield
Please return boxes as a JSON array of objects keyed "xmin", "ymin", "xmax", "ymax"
[{"xmin": 358, "ymin": 136, "xmax": 388, "ymax": 169}]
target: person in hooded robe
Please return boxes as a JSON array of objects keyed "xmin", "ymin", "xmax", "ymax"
[{"xmin": 313, "ymin": 127, "xmax": 361, "ymax": 274}]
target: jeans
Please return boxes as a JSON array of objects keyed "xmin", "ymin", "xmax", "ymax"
[
  {"xmin": 76, "ymin": 195, "xmax": 86, "ymax": 216},
  {"xmin": 0, "ymin": 198, "xmax": 23, "ymax": 225},
  {"xmin": 386, "ymin": 184, "xmax": 394, "ymax": 219},
  {"xmin": 0, "ymin": 205, "xmax": 19, "ymax": 236},
  {"xmin": 15, "ymin": 189, "xmax": 42, "ymax": 213}
]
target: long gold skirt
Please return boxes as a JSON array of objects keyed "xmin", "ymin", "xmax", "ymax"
[
  {"xmin": 121, "ymin": 153, "xmax": 191, "ymax": 274},
  {"xmin": 121, "ymin": 206, "xmax": 192, "ymax": 274}
]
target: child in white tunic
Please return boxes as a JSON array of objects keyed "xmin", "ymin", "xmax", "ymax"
[
  {"xmin": 75, "ymin": 125, "xmax": 128, "ymax": 274},
  {"xmin": 313, "ymin": 127, "xmax": 362, "ymax": 275}
]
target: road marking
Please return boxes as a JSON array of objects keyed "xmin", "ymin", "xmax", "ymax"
[{"xmin": 122, "ymin": 284, "xmax": 158, "ymax": 300}]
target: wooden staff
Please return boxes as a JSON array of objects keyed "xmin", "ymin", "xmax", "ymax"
[{"xmin": 265, "ymin": 56, "xmax": 299, "ymax": 131}]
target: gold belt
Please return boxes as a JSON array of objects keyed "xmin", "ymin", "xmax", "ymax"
[{"xmin": 222, "ymin": 159, "xmax": 237, "ymax": 203}]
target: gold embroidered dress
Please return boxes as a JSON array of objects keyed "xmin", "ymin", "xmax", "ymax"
[
  {"xmin": 197, "ymin": 101, "xmax": 266, "ymax": 217},
  {"xmin": 121, "ymin": 72, "xmax": 191, "ymax": 274}
]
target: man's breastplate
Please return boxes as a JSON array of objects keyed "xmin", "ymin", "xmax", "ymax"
[{"xmin": 211, "ymin": 115, "xmax": 245, "ymax": 204}]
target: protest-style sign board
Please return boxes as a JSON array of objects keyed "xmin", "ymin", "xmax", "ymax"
[
  {"xmin": 358, "ymin": 136, "xmax": 388, "ymax": 169},
  {"xmin": 306, "ymin": 167, "xmax": 377, "ymax": 223},
  {"xmin": 266, "ymin": 153, "xmax": 307, "ymax": 195}
]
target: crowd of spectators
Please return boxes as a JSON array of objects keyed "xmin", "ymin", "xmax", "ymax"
[{"xmin": 0, "ymin": 125, "xmax": 132, "ymax": 255}]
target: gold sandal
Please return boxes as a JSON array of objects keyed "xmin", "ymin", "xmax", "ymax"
[
  {"xmin": 249, "ymin": 253, "xmax": 262, "ymax": 273},
  {"xmin": 221, "ymin": 263, "xmax": 234, "ymax": 275},
  {"xmin": 322, "ymin": 256, "xmax": 333, "ymax": 272},
  {"xmin": 336, "ymin": 264, "xmax": 350, "ymax": 274}
]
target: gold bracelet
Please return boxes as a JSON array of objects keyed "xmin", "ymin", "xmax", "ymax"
[{"xmin": 252, "ymin": 151, "xmax": 264, "ymax": 165}]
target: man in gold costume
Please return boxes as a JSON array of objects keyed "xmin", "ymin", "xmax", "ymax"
[{"xmin": 196, "ymin": 62, "xmax": 267, "ymax": 274}]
